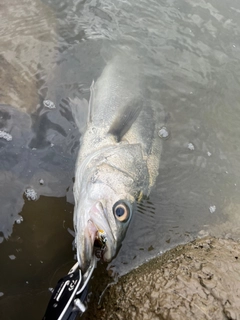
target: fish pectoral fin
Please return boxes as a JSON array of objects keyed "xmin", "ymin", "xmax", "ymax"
[
  {"xmin": 69, "ymin": 97, "xmax": 89, "ymax": 134},
  {"xmin": 108, "ymin": 99, "xmax": 143, "ymax": 142}
]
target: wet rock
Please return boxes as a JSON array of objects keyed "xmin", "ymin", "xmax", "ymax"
[{"xmin": 86, "ymin": 237, "xmax": 240, "ymax": 320}]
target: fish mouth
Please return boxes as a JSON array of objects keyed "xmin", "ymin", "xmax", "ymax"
[
  {"xmin": 92, "ymin": 226, "xmax": 108, "ymax": 259},
  {"xmin": 78, "ymin": 202, "xmax": 115, "ymax": 272},
  {"xmin": 87, "ymin": 218, "xmax": 113, "ymax": 261}
]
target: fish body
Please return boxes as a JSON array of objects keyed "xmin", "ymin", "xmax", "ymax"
[{"xmin": 72, "ymin": 52, "xmax": 161, "ymax": 272}]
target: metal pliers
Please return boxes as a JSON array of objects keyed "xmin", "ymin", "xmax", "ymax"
[{"xmin": 42, "ymin": 256, "xmax": 96, "ymax": 320}]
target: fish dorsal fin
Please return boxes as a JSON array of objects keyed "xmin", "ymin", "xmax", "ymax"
[
  {"xmin": 108, "ymin": 99, "xmax": 143, "ymax": 142},
  {"xmin": 88, "ymin": 80, "xmax": 95, "ymax": 123},
  {"xmin": 69, "ymin": 81, "xmax": 95, "ymax": 134},
  {"xmin": 69, "ymin": 97, "xmax": 89, "ymax": 134}
]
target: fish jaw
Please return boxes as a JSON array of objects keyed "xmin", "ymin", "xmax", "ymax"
[{"xmin": 75, "ymin": 201, "xmax": 116, "ymax": 273}]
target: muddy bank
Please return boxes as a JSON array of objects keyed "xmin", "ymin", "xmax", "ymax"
[{"xmin": 85, "ymin": 237, "xmax": 240, "ymax": 320}]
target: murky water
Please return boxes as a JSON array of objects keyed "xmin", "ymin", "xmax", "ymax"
[{"xmin": 1, "ymin": 0, "xmax": 240, "ymax": 318}]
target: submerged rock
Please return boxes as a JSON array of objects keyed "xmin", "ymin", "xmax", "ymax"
[{"xmin": 86, "ymin": 237, "xmax": 240, "ymax": 320}]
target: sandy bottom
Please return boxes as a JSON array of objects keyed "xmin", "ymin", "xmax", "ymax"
[{"xmin": 84, "ymin": 237, "xmax": 240, "ymax": 320}]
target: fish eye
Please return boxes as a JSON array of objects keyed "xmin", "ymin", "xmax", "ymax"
[{"xmin": 113, "ymin": 201, "xmax": 130, "ymax": 222}]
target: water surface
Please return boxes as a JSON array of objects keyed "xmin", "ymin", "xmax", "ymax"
[{"xmin": 1, "ymin": 0, "xmax": 240, "ymax": 318}]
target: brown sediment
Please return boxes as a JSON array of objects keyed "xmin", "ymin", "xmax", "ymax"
[{"xmin": 85, "ymin": 237, "xmax": 240, "ymax": 320}]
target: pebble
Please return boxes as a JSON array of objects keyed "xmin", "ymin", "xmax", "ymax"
[{"xmin": 9, "ymin": 255, "xmax": 16, "ymax": 260}]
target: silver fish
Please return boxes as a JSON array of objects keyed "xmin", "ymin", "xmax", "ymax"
[{"xmin": 71, "ymin": 52, "xmax": 162, "ymax": 272}]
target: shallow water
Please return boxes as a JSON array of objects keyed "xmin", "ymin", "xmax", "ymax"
[{"xmin": 1, "ymin": 0, "xmax": 240, "ymax": 318}]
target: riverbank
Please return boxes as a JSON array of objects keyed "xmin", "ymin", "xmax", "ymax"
[{"xmin": 84, "ymin": 237, "xmax": 240, "ymax": 320}]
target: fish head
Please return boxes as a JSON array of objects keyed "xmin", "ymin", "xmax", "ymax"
[{"xmin": 73, "ymin": 165, "xmax": 135, "ymax": 272}]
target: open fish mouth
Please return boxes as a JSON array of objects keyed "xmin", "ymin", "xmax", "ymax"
[
  {"xmin": 86, "ymin": 218, "xmax": 113, "ymax": 263},
  {"xmin": 76, "ymin": 202, "xmax": 115, "ymax": 272},
  {"xmin": 93, "ymin": 229, "xmax": 108, "ymax": 259},
  {"xmin": 88, "ymin": 201, "xmax": 115, "ymax": 260}
]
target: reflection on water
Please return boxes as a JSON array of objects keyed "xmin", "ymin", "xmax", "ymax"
[
  {"xmin": 0, "ymin": 196, "xmax": 75, "ymax": 319},
  {"xmin": 0, "ymin": 103, "xmax": 79, "ymax": 239},
  {"xmin": 1, "ymin": 0, "xmax": 240, "ymax": 318}
]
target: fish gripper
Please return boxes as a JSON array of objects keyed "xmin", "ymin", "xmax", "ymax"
[{"xmin": 42, "ymin": 257, "xmax": 96, "ymax": 320}]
